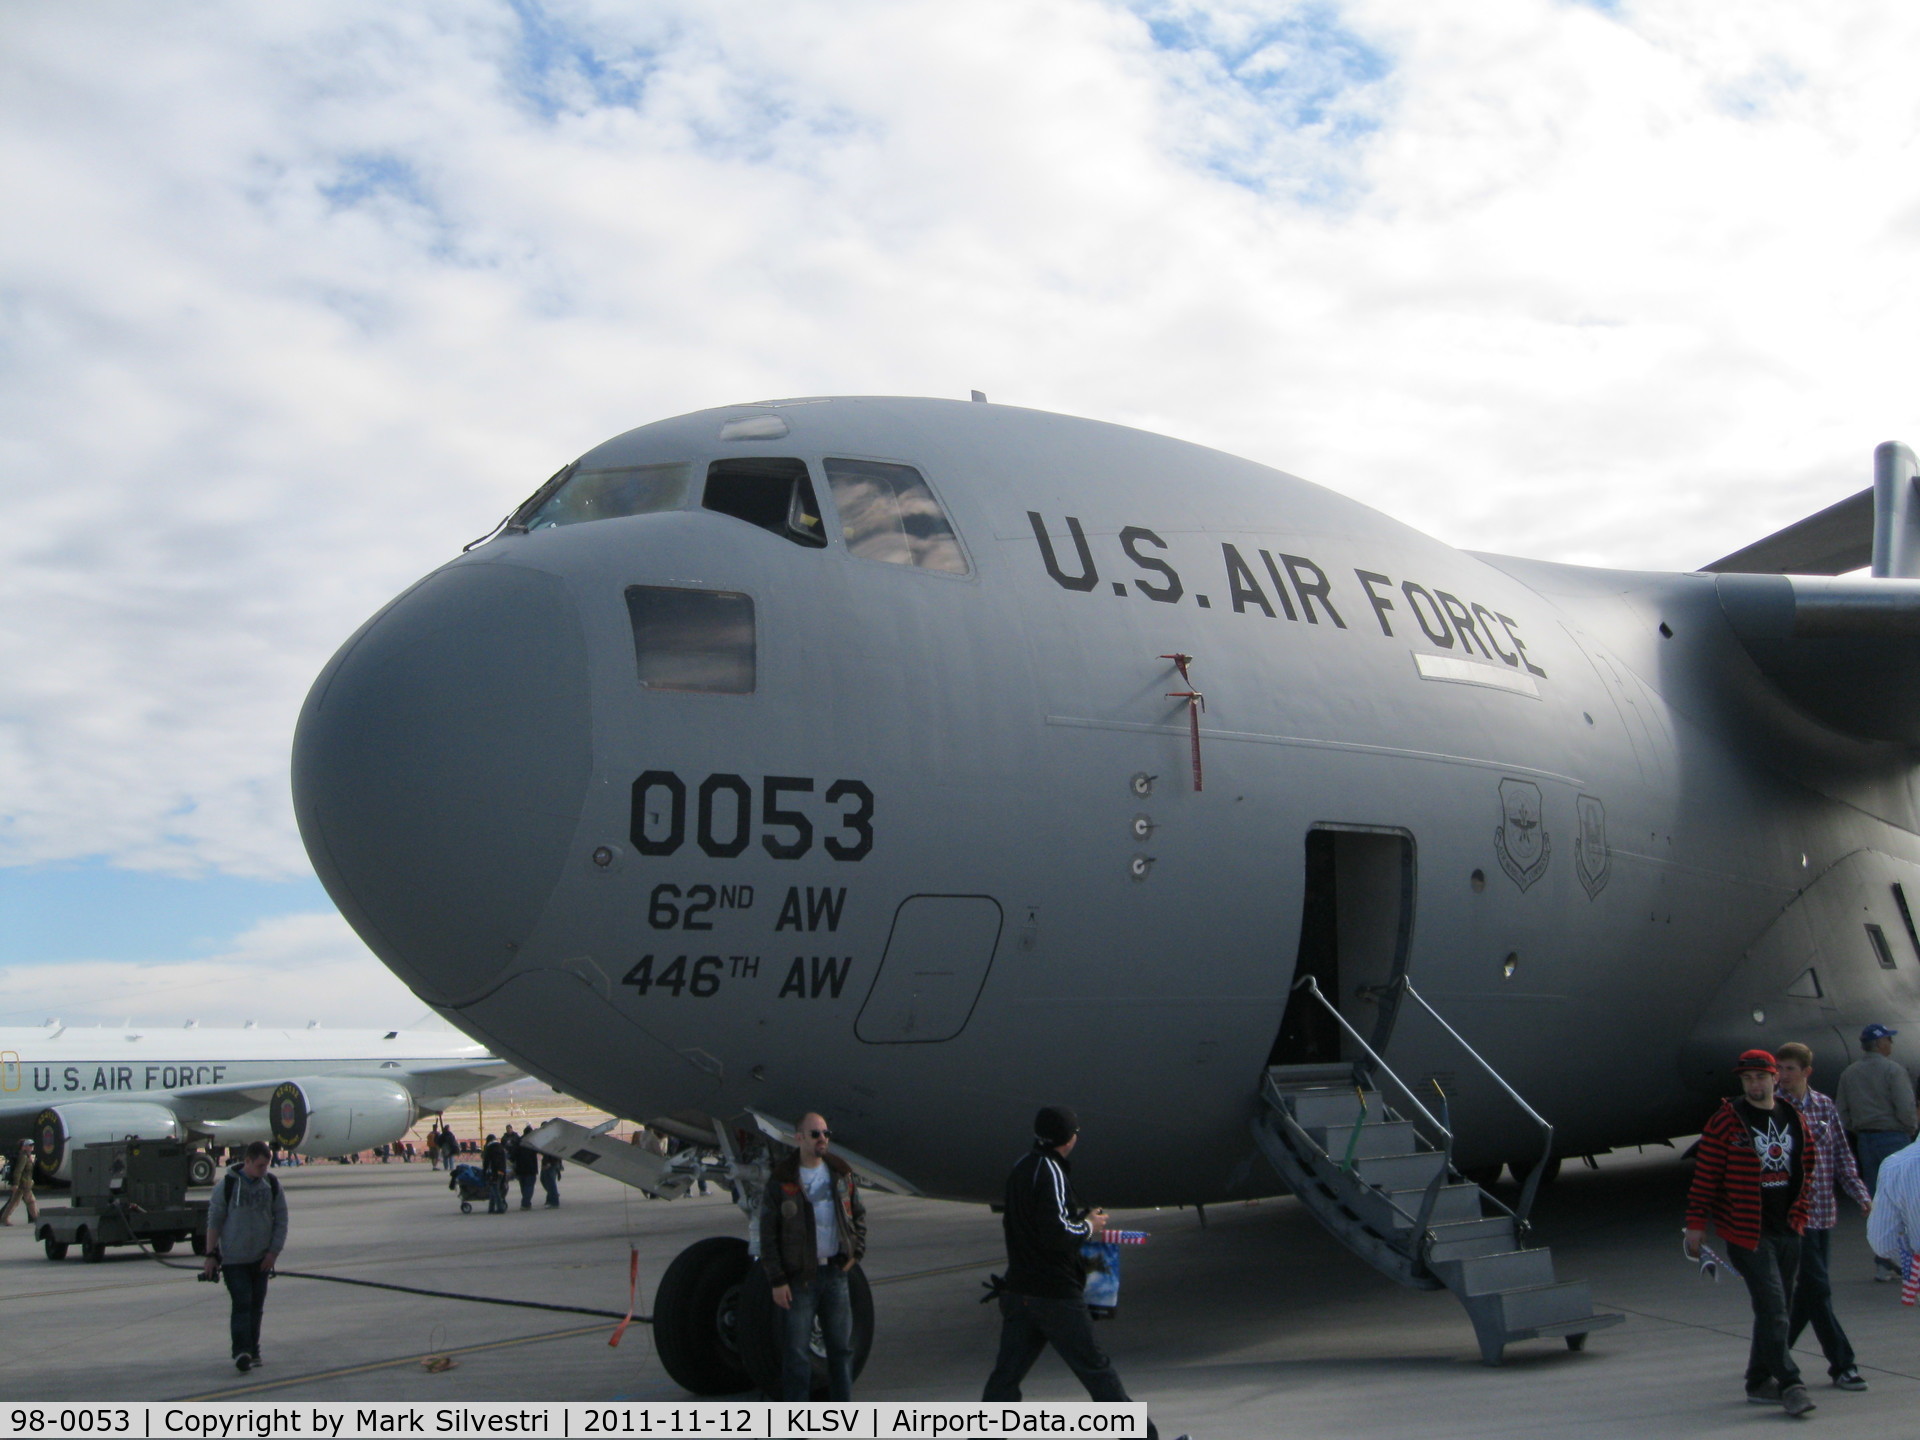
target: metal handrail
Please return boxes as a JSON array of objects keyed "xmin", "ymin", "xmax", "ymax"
[
  {"xmin": 1278, "ymin": 978, "xmax": 1461, "ymax": 1264},
  {"xmin": 1397, "ymin": 980, "xmax": 1555, "ymax": 1231},
  {"xmin": 1288, "ymin": 976, "xmax": 1451, "ymax": 1143}
]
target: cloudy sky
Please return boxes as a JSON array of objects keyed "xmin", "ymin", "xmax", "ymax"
[{"xmin": 4, "ymin": 0, "xmax": 1917, "ymax": 1028}]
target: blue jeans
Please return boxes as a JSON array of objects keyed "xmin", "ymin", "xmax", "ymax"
[
  {"xmin": 518, "ymin": 1173, "xmax": 537, "ymax": 1208},
  {"xmin": 541, "ymin": 1168, "xmax": 560, "ymax": 1206},
  {"xmin": 1857, "ymin": 1130, "xmax": 1908, "ymax": 1194},
  {"xmin": 782, "ymin": 1266, "xmax": 854, "ymax": 1401},
  {"xmin": 1787, "ymin": 1226, "xmax": 1855, "ymax": 1376},
  {"xmin": 222, "ymin": 1261, "xmax": 271, "ymax": 1359},
  {"xmin": 487, "ymin": 1176, "xmax": 508, "ymax": 1213}
]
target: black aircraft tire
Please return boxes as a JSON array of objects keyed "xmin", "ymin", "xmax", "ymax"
[
  {"xmin": 44, "ymin": 1237, "xmax": 68, "ymax": 1261},
  {"xmin": 736, "ymin": 1265, "xmax": 875, "ymax": 1400},
  {"xmin": 653, "ymin": 1237, "xmax": 754, "ymax": 1396},
  {"xmin": 151, "ymin": 1237, "xmax": 174, "ymax": 1254}
]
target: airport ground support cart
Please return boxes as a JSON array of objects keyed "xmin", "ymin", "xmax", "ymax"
[{"xmin": 35, "ymin": 1139, "xmax": 211, "ymax": 1262}]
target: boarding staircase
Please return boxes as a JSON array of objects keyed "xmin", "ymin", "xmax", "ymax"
[{"xmin": 1251, "ymin": 978, "xmax": 1622, "ymax": 1365}]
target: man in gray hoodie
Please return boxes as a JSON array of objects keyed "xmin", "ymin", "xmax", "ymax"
[{"xmin": 203, "ymin": 1141, "xmax": 289, "ymax": 1372}]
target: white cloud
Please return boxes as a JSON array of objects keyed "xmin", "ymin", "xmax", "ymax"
[
  {"xmin": 0, "ymin": 911, "xmax": 423, "ymax": 1028},
  {"xmin": 2, "ymin": 0, "xmax": 1919, "ymax": 884}
]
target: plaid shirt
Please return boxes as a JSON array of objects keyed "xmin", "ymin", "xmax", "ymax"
[{"xmin": 1782, "ymin": 1084, "xmax": 1872, "ymax": 1230}]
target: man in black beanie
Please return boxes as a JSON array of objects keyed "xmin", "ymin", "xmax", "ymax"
[{"xmin": 982, "ymin": 1106, "xmax": 1162, "ymax": 1440}]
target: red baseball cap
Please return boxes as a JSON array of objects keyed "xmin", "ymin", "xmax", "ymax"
[{"xmin": 1735, "ymin": 1049, "xmax": 1778, "ymax": 1074}]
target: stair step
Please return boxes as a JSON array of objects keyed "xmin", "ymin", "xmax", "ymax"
[
  {"xmin": 1280, "ymin": 1087, "xmax": 1375, "ymax": 1128},
  {"xmin": 1306, "ymin": 1118, "xmax": 1421, "ymax": 1159},
  {"xmin": 1440, "ymin": 1247, "xmax": 1558, "ymax": 1295},
  {"xmin": 1266, "ymin": 1062, "xmax": 1360, "ymax": 1086},
  {"xmin": 1382, "ymin": 1184, "xmax": 1485, "ymax": 1228},
  {"xmin": 1426, "ymin": 1216, "xmax": 1518, "ymax": 1263},
  {"xmin": 1353, "ymin": 1150, "xmax": 1447, "ymax": 1191},
  {"xmin": 1490, "ymin": 1280, "xmax": 1600, "ymax": 1333}
]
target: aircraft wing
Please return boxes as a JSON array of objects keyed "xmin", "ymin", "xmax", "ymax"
[
  {"xmin": 1716, "ymin": 573, "xmax": 1920, "ymax": 742},
  {"xmin": 1703, "ymin": 488, "xmax": 1874, "ymax": 575}
]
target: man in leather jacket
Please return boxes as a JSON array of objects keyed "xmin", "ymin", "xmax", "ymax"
[{"xmin": 759, "ymin": 1112, "xmax": 866, "ymax": 1400}]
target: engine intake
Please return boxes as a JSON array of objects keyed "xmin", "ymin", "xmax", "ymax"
[
  {"xmin": 34, "ymin": 1103, "xmax": 183, "ymax": 1182},
  {"xmin": 268, "ymin": 1077, "xmax": 416, "ymax": 1156}
]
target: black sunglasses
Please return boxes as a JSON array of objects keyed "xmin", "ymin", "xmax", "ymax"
[{"xmin": 807, "ymin": 1128, "xmax": 831, "ymax": 1139}]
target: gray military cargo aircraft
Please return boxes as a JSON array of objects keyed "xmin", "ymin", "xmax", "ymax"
[{"xmin": 291, "ymin": 396, "xmax": 1920, "ymax": 1386}]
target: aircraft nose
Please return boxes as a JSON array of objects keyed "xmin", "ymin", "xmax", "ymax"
[{"xmin": 292, "ymin": 559, "xmax": 592, "ymax": 1006}]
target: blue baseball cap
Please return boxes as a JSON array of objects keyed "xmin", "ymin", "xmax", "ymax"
[{"xmin": 1861, "ymin": 1023, "xmax": 1898, "ymax": 1043}]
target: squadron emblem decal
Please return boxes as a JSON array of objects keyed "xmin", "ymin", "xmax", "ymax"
[
  {"xmin": 1494, "ymin": 778, "xmax": 1550, "ymax": 892},
  {"xmin": 1575, "ymin": 794, "xmax": 1611, "ymax": 899}
]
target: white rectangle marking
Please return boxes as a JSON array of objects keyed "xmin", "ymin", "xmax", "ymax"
[{"xmin": 1413, "ymin": 652, "xmax": 1540, "ymax": 697}]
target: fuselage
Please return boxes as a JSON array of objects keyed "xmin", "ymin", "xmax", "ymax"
[
  {"xmin": 0, "ymin": 1025, "xmax": 497, "ymax": 1103},
  {"xmin": 292, "ymin": 398, "xmax": 1920, "ymax": 1206}
]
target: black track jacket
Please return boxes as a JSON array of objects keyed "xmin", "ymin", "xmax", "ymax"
[{"xmin": 1001, "ymin": 1145, "xmax": 1095, "ymax": 1300}]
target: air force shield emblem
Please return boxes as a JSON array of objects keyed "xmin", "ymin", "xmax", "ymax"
[
  {"xmin": 1494, "ymin": 778, "xmax": 1550, "ymax": 892},
  {"xmin": 1575, "ymin": 794, "xmax": 1611, "ymax": 899}
]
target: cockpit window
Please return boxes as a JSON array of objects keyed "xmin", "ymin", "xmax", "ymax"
[
  {"xmin": 523, "ymin": 462, "xmax": 692, "ymax": 530},
  {"xmin": 824, "ymin": 458, "xmax": 968, "ymax": 574},
  {"xmin": 626, "ymin": 585, "xmax": 755, "ymax": 694},
  {"xmin": 703, "ymin": 458, "xmax": 827, "ymax": 548}
]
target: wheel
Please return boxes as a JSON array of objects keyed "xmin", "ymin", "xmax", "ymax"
[
  {"xmin": 1566, "ymin": 1332, "xmax": 1589, "ymax": 1352},
  {"xmin": 736, "ymin": 1264, "xmax": 875, "ymax": 1399},
  {"xmin": 44, "ymin": 1236, "xmax": 68, "ymax": 1261},
  {"xmin": 78, "ymin": 1227, "xmax": 105, "ymax": 1263},
  {"xmin": 151, "ymin": 1237, "xmax": 174, "ymax": 1254},
  {"xmin": 460, "ymin": 1201, "xmax": 473, "ymax": 1214},
  {"xmin": 1460, "ymin": 1164, "xmax": 1502, "ymax": 1191},
  {"xmin": 188, "ymin": 1151, "xmax": 216, "ymax": 1186},
  {"xmin": 190, "ymin": 1231, "xmax": 207, "ymax": 1255},
  {"xmin": 653, "ymin": 1236, "xmax": 754, "ymax": 1395}
]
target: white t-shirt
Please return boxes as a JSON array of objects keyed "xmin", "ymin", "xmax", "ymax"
[{"xmin": 800, "ymin": 1161, "xmax": 838, "ymax": 1260}]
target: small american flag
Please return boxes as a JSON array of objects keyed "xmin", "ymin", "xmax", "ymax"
[
  {"xmin": 1903, "ymin": 1249, "xmax": 1919, "ymax": 1307},
  {"xmin": 1098, "ymin": 1230, "xmax": 1150, "ymax": 1245}
]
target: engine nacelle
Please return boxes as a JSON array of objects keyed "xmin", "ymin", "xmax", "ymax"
[
  {"xmin": 268, "ymin": 1077, "xmax": 415, "ymax": 1155},
  {"xmin": 34, "ymin": 1103, "xmax": 183, "ymax": 1182}
]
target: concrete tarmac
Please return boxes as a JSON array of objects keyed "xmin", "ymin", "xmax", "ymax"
[{"xmin": 4, "ymin": 1146, "xmax": 1919, "ymax": 1436}]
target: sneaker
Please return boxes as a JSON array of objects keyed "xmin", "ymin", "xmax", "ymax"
[
  {"xmin": 1781, "ymin": 1385, "xmax": 1816, "ymax": 1418},
  {"xmin": 1746, "ymin": 1379, "xmax": 1782, "ymax": 1405},
  {"xmin": 1833, "ymin": 1369, "xmax": 1867, "ymax": 1391},
  {"xmin": 249, "ymin": 1353, "xmax": 263, "ymax": 1368},
  {"xmin": 1874, "ymin": 1261, "xmax": 1899, "ymax": 1283},
  {"xmin": 235, "ymin": 1354, "xmax": 252, "ymax": 1374}
]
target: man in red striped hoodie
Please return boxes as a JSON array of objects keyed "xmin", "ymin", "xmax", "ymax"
[{"xmin": 1685, "ymin": 1048, "xmax": 1815, "ymax": 1418}]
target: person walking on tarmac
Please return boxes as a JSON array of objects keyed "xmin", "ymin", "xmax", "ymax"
[
  {"xmin": 203, "ymin": 1142, "xmax": 288, "ymax": 1373},
  {"xmin": 513, "ymin": 1128, "xmax": 541, "ymax": 1209},
  {"xmin": 760, "ymin": 1112, "xmax": 866, "ymax": 1400},
  {"xmin": 1837, "ymin": 1022, "xmax": 1916, "ymax": 1282},
  {"xmin": 1685, "ymin": 1050, "xmax": 1815, "ymax": 1418},
  {"xmin": 0, "ymin": 1138, "xmax": 39, "ymax": 1225},
  {"xmin": 1776, "ymin": 1041, "xmax": 1872, "ymax": 1391},
  {"xmin": 481, "ymin": 1132, "xmax": 509, "ymax": 1214},
  {"xmin": 982, "ymin": 1107, "xmax": 1169, "ymax": 1440},
  {"xmin": 540, "ymin": 1140, "xmax": 563, "ymax": 1208}
]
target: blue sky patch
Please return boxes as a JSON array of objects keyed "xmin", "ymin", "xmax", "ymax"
[
  {"xmin": 0, "ymin": 860, "xmax": 333, "ymax": 968},
  {"xmin": 1124, "ymin": 1, "xmax": 1395, "ymax": 203}
]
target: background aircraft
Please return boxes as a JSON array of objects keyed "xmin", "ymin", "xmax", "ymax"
[
  {"xmin": 291, "ymin": 396, "xmax": 1920, "ymax": 1382},
  {"xmin": 0, "ymin": 1022, "xmax": 514, "ymax": 1179}
]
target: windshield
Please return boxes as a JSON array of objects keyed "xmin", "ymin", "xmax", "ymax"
[{"xmin": 523, "ymin": 462, "xmax": 693, "ymax": 530}]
